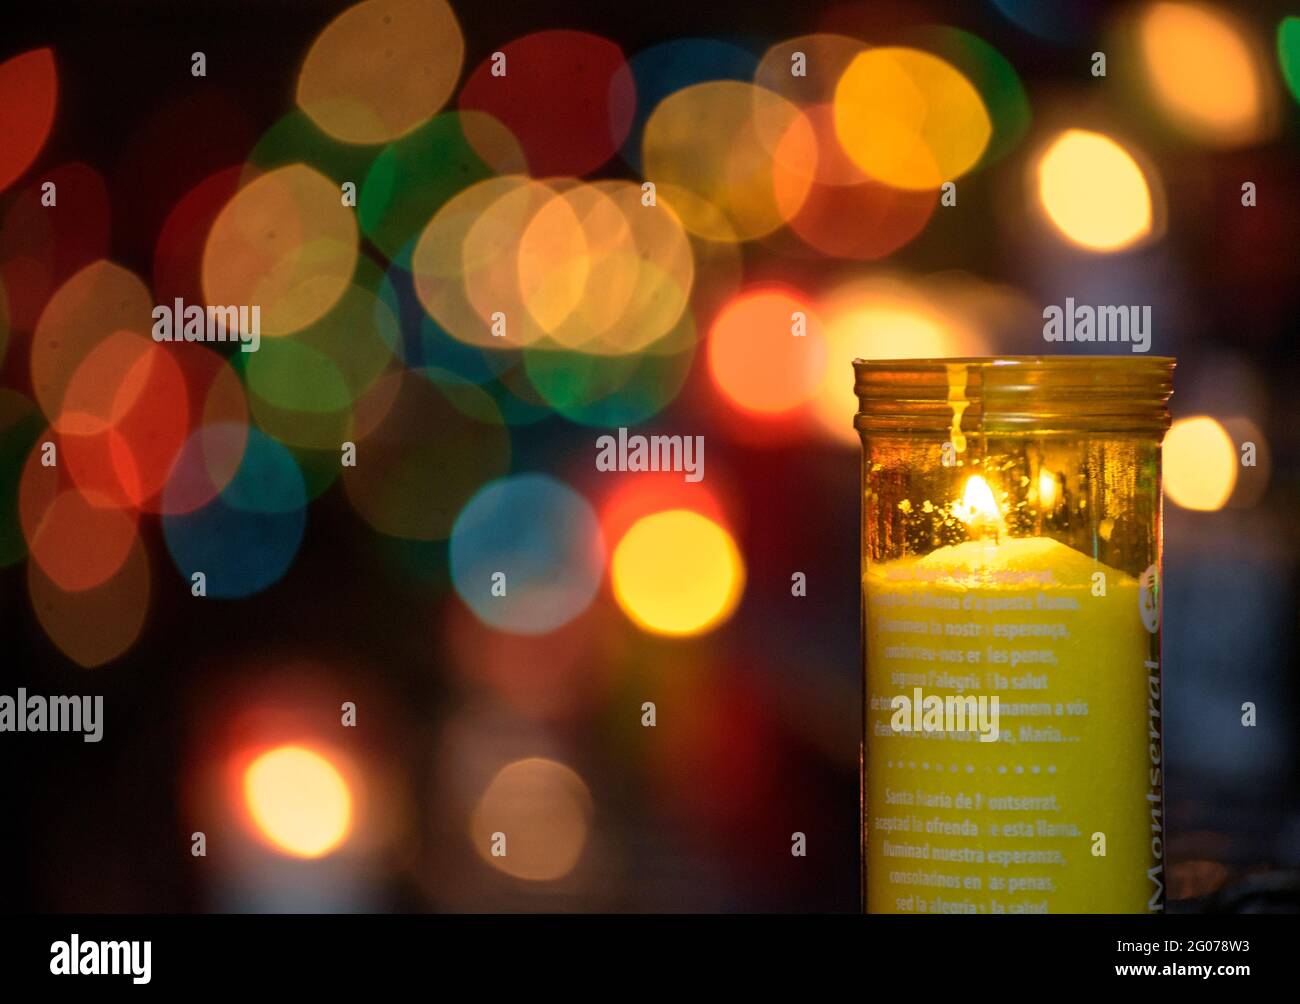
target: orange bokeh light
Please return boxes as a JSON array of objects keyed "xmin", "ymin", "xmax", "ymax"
[
  {"xmin": 20, "ymin": 477, "xmax": 138, "ymax": 592},
  {"xmin": 57, "ymin": 331, "xmax": 191, "ymax": 511},
  {"xmin": 708, "ymin": 287, "xmax": 826, "ymax": 415}
]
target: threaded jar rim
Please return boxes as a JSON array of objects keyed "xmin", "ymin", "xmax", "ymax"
[{"xmin": 854, "ymin": 356, "xmax": 1175, "ymax": 436}]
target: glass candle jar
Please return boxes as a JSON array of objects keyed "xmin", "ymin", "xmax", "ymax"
[{"xmin": 855, "ymin": 357, "xmax": 1174, "ymax": 914}]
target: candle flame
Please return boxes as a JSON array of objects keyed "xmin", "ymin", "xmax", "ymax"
[
  {"xmin": 960, "ymin": 474, "xmax": 1000, "ymax": 519},
  {"xmin": 955, "ymin": 474, "xmax": 1006, "ymax": 538}
]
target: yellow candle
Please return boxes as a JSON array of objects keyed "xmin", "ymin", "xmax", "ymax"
[
  {"xmin": 864, "ymin": 480, "xmax": 1161, "ymax": 914},
  {"xmin": 856, "ymin": 357, "xmax": 1173, "ymax": 913}
]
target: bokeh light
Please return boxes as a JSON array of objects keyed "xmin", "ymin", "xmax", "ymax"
[
  {"xmin": 241, "ymin": 273, "xmax": 397, "ymax": 452},
  {"xmin": 0, "ymin": 390, "xmax": 42, "ymax": 567},
  {"xmin": 342, "ymin": 368, "xmax": 510, "ymax": 540},
  {"xmin": 611, "ymin": 508, "xmax": 744, "ymax": 637},
  {"xmin": 412, "ymin": 175, "xmax": 551, "ymax": 348},
  {"xmin": 509, "ymin": 180, "xmax": 696, "ymax": 356},
  {"xmin": 450, "ymin": 473, "xmax": 605, "ymax": 635},
  {"xmin": 810, "ymin": 278, "xmax": 987, "ymax": 445},
  {"xmin": 523, "ymin": 311, "xmax": 696, "ymax": 425},
  {"xmin": 0, "ymin": 48, "xmax": 57, "ymax": 192},
  {"xmin": 163, "ymin": 426, "xmax": 307, "ymax": 598},
  {"xmin": 244, "ymin": 745, "xmax": 353, "ymax": 859},
  {"xmin": 642, "ymin": 81, "xmax": 815, "ymax": 241},
  {"xmin": 1164, "ymin": 415, "xmax": 1237, "ymax": 511},
  {"xmin": 1140, "ymin": 2, "xmax": 1271, "ymax": 146},
  {"xmin": 1280, "ymin": 16, "xmax": 1300, "ymax": 106},
  {"xmin": 28, "ymin": 532, "xmax": 150, "ymax": 668},
  {"xmin": 456, "ymin": 177, "xmax": 667, "ymax": 354},
  {"xmin": 469, "ymin": 758, "xmax": 593, "ymax": 881},
  {"xmin": 203, "ymin": 164, "xmax": 359, "ymax": 336},
  {"xmin": 241, "ymin": 343, "xmax": 354, "ymax": 452},
  {"xmin": 620, "ymin": 38, "xmax": 759, "ymax": 172},
  {"xmin": 1036, "ymin": 129, "xmax": 1154, "ymax": 252},
  {"xmin": 1222, "ymin": 416, "xmax": 1270, "ymax": 508},
  {"xmin": 154, "ymin": 166, "xmax": 244, "ymax": 307},
  {"xmin": 31, "ymin": 260, "xmax": 154, "ymax": 421},
  {"xmin": 756, "ymin": 33, "xmax": 865, "ymax": 110},
  {"xmin": 444, "ymin": 598, "xmax": 618, "ymax": 721},
  {"xmin": 709, "ymin": 287, "xmax": 826, "ymax": 414},
  {"xmin": 245, "ymin": 108, "xmax": 381, "ymax": 189},
  {"xmin": 458, "ymin": 30, "xmax": 635, "ymax": 176},
  {"xmin": 296, "ymin": 0, "xmax": 464, "ymax": 145},
  {"xmin": 1, "ymin": 163, "xmax": 111, "ymax": 334},
  {"xmin": 516, "ymin": 183, "xmax": 603, "ymax": 339},
  {"xmin": 359, "ymin": 111, "xmax": 525, "ymax": 263},
  {"xmin": 160, "ymin": 395, "xmax": 250, "ymax": 517},
  {"xmin": 779, "ymin": 103, "xmax": 937, "ymax": 260},
  {"xmin": 377, "ymin": 256, "xmax": 513, "ymax": 383},
  {"xmin": 20, "ymin": 473, "xmax": 139, "ymax": 592},
  {"xmin": 833, "ymin": 47, "xmax": 991, "ymax": 190},
  {"xmin": 58, "ymin": 331, "xmax": 191, "ymax": 511},
  {"xmin": 909, "ymin": 26, "xmax": 1030, "ymax": 167},
  {"xmin": 585, "ymin": 180, "xmax": 695, "ymax": 354}
]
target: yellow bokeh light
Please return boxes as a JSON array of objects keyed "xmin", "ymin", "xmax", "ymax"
[
  {"xmin": 1140, "ymin": 2, "xmax": 1267, "ymax": 145},
  {"xmin": 833, "ymin": 47, "xmax": 991, "ymax": 190},
  {"xmin": 587, "ymin": 179, "xmax": 694, "ymax": 355},
  {"xmin": 203, "ymin": 164, "xmax": 358, "ymax": 335},
  {"xmin": 611, "ymin": 509, "xmax": 744, "ymax": 637},
  {"xmin": 1036, "ymin": 129, "xmax": 1153, "ymax": 252},
  {"xmin": 243, "ymin": 745, "xmax": 353, "ymax": 859},
  {"xmin": 460, "ymin": 178, "xmax": 570, "ymax": 348},
  {"xmin": 412, "ymin": 175, "xmax": 529, "ymax": 348},
  {"xmin": 642, "ymin": 81, "xmax": 815, "ymax": 241},
  {"xmin": 296, "ymin": 0, "xmax": 464, "ymax": 145},
  {"xmin": 447, "ymin": 178, "xmax": 697, "ymax": 356},
  {"xmin": 516, "ymin": 184, "xmax": 594, "ymax": 336},
  {"xmin": 810, "ymin": 280, "xmax": 985, "ymax": 446},
  {"xmin": 1164, "ymin": 415, "xmax": 1237, "ymax": 511}
]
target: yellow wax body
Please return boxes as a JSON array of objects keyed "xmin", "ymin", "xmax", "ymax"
[{"xmin": 865, "ymin": 536, "xmax": 1161, "ymax": 913}]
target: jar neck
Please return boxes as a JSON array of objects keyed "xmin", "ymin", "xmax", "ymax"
[{"xmin": 854, "ymin": 357, "xmax": 1175, "ymax": 437}]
